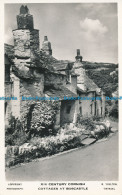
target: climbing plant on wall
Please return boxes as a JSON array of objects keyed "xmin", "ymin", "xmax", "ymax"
[{"xmin": 28, "ymin": 101, "xmax": 60, "ymax": 137}]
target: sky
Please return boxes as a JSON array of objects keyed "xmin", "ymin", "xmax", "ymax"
[{"xmin": 4, "ymin": 3, "xmax": 118, "ymax": 63}]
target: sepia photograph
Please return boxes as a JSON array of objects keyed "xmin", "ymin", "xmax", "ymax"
[{"xmin": 4, "ymin": 2, "xmax": 118, "ymax": 183}]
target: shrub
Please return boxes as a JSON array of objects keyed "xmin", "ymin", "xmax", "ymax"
[
  {"xmin": 76, "ymin": 115, "xmax": 96, "ymax": 131},
  {"xmin": 6, "ymin": 131, "xmax": 85, "ymax": 167},
  {"xmin": 109, "ymin": 103, "xmax": 118, "ymax": 118},
  {"xmin": 5, "ymin": 116, "xmax": 29, "ymax": 146},
  {"xmin": 29, "ymin": 101, "xmax": 60, "ymax": 137}
]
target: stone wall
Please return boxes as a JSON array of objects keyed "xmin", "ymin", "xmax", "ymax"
[
  {"xmin": 13, "ymin": 29, "xmax": 39, "ymax": 60},
  {"xmin": 13, "ymin": 29, "xmax": 31, "ymax": 58},
  {"xmin": 74, "ymin": 65, "xmax": 86, "ymax": 91},
  {"xmin": 77, "ymin": 91, "xmax": 105, "ymax": 118},
  {"xmin": 77, "ymin": 92, "xmax": 96, "ymax": 117},
  {"xmin": 11, "ymin": 74, "xmax": 20, "ymax": 118},
  {"xmin": 42, "ymin": 36, "xmax": 52, "ymax": 55},
  {"xmin": 5, "ymin": 82, "xmax": 13, "ymax": 124},
  {"xmin": 5, "ymin": 54, "xmax": 11, "ymax": 81},
  {"xmin": 66, "ymin": 75, "xmax": 77, "ymax": 94},
  {"xmin": 30, "ymin": 30, "xmax": 40, "ymax": 54},
  {"xmin": 17, "ymin": 13, "xmax": 34, "ymax": 30},
  {"xmin": 19, "ymin": 73, "xmax": 44, "ymax": 120}
]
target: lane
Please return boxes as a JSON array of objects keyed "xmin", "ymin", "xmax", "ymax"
[{"xmin": 6, "ymin": 133, "xmax": 118, "ymax": 181}]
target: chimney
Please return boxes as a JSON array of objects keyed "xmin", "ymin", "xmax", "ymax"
[
  {"xmin": 17, "ymin": 5, "xmax": 34, "ymax": 30},
  {"xmin": 20, "ymin": 5, "xmax": 29, "ymax": 14},
  {"xmin": 13, "ymin": 5, "xmax": 40, "ymax": 60},
  {"xmin": 44, "ymin": 36, "xmax": 48, "ymax": 41},
  {"xmin": 75, "ymin": 49, "xmax": 82, "ymax": 62},
  {"xmin": 77, "ymin": 49, "xmax": 80, "ymax": 56},
  {"xmin": 42, "ymin": 36, "xmax": 52, "ymax": 55}
]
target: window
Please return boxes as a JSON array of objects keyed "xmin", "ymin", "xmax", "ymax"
[
  {"xmin": 5, "ymin": 102, "xmax": 7, "ymax": 114},
  {"xmin": 66, "ymin": 105, "xmax": 71, "ymax": 114},
  {"xmin": 90, "ymin": 104, "xmax": 92, "ymax": 115},
  {"xmin": 79, "ymin": 101, "xmax": 82, "ymax": 115},
  {"xmin": 79, "ymin": 106, "xmax": 82, "ymax": 115},
  {"xmin": 101, "ymin": 107, "xmax": 102, "ymax": 115}
]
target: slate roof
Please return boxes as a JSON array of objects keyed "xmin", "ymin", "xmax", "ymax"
[
  {"xmin": 53, "ymin": 61, "xmax": 73, "ymax": 71},
  {"xmin": 40, "ymin": 49, "xmax": 58, "ymax": 66},
  {"xmin": 4, "ymin": 44, "xmax": 66, "ymax": 76},
  {"xmin": 4, "ymin": 44, "xmax": 14, "ymax": 63},
  {"xmin": 4, "ymin": 44, "xmax": 101, "ymax": 95},
  {"xmin": 84, "ymin": 75, "xmax": 99, "ymax": 91},
  {"xmin": 77, "ymin": 74, "xmax": 101, "ymax": 95},
  {"xmin": 4, "ymin": 44, "xmax": 14, "ymax": 57},
  {"xmin": 77, "ymin": 86, "xmax": 85, "ymax": 93},
  {"xmin": 29, "ymin": 49, "xmax": 66, "ymax": 75},
  {"xmin": 44, "ymin": 84, "xmax": 77, "ymax": 100}
]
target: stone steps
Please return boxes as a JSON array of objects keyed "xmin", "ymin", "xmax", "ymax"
[{"xmin": 81, "ymin": 138, "xmax": 96, "ymax": 145}]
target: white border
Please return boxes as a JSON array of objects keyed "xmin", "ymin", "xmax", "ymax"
[{"xmin": 0, "ymin": 0, "xmax": 122, "ymax": 194}]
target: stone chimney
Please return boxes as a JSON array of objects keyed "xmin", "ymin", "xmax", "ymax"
[
  {"xmin": 75, "ymin": 49, "xmax": 82, "ymax": 62},
  {"xmin": 17, "ymin": 5, "xmax": 34, "ymax": 30},
  {"xmin": 44, "ymin": 36, "xmax": 48, "ymax": 41},
  {"xmin": 42, "ymin": 36, "xmax": 52, "ymax": 55},
  {"xmin": 77, "ymin": 49, "xmax": 80, "ymax": 56},
  {"xmin": 73, "ymin": 49, "xmax": 86, "ymax": 91},
  {"xmin": 13, "ymin": 5, "xmax": 40, "ymax": 60}
]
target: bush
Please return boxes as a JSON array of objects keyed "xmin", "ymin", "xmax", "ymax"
[
  {"xmin": 5, "ymin": 116, "xmax": 29, "ymax": 146},
  {"xmin": 28, "ymin": 101, "xmax": 60, "ymax": 137},
  {"xmin": 109, "ymin": 103, "xmax": 118, "ymax": 118},
  {"xmin": 28, "ymin": 133, "xmax": 82, "ymax": 156},
  {"xmin": 105, "ymin": 100, "xmax": 118, "ymax": 119},
  {"xmin": 76, "ymin": 115, "xmax": 96, "ymax": 131},
  {"xmin": 6, "ymin": 131, "xmax": 84, "ymax": 167},
  {"xmin": 86, "ymin": 67, "xmax": 118, "ymax": 97}
]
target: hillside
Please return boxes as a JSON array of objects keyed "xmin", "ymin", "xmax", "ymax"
[{"xmin": 83, "ymin": 61, "xmax": 118, "ymax": 97}]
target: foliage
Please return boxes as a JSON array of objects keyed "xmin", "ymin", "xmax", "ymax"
[
  {"xmin": 86, "ymin": 68, "xmax": 118, "ymax": 96},
  {"xmin": 5, "ymin": 116, "xmax": 29, "ymax": 146},
  {"xmin": 76, "ymin": 115, "xmax": 96, "ymax": 131},
  {"xmin": 83, "ymin": 61, "xmax": 118, "ymax": 70},
  {"xmin": 6, "ymin": 131, "xmax": 83, "ymax": 167},
  {"xmin": 28, "ymin": 101, "xmax": 60, "ymax": 137},
  {"xmin": 5, "ymin": 100, "xmax": 60, "ymax": 147},
  {"xmin": 105, "ymin": 100, "xmax": 118, "ymax": 118},
  {"xmin": 109, "ymin": 101, "xmax": 118, "ymax": 118}
]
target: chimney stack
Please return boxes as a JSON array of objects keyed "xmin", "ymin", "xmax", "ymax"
[
  {"xmin": 75, "ymin": 49, "xmax": 82, "ymax": 62},
  {"xmin": 17, "ymin": 5, "xmax": 34, "ymax": 30},
  {"xmin": 13, "ymin": 5, "xmax": 40, "ymax": 61},
  {"xmin": 42, "ymin": 36, "xmax": 52, "ymax": 55},
  {"xmin": 77, "ymin": 49, "xmax": 80, "ymax": 56},
  {"xmin": 44, "ymin": 36, "xmax": 48, "ymax": 41}
]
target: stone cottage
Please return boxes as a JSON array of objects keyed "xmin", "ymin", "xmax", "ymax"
[
  {"xmin": 74, "ymin": 49, "xmax": 105, "ymax": 117},
  {"xmin": 4, "ymin": 5, "xmax": 105, "ymax": 130}
]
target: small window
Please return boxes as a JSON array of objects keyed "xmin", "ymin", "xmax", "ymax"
[
  {"xmin": 79, "ymin": 106, "xmax": 82, "ymax": 115},
  {"xmin": 90, "ymin": 104, "xmax": 92, "ymax": 115},
  {"xmin": 66, "ymin": 105, "xmax": 71, "ymax": 114},
  {"xmin": 5, "ymin": 102, "xmax": 7, "ymax": 114},
  {"xmin": 101, "ymin": 107, "xmax": 102, "ymax": 115}
]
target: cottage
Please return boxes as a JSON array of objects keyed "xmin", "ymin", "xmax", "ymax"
[{"xmin": 4, "ymin": 5, "xmax": 105, "ymax": 130}]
